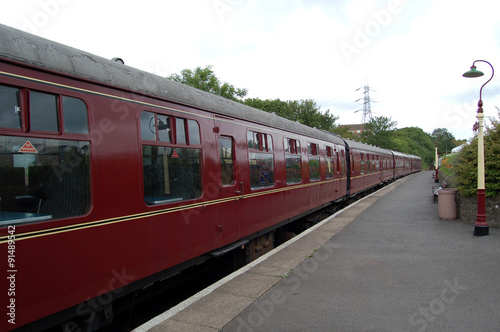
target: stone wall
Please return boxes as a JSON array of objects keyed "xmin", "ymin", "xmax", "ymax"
[{"xmin": 457, "ymin": 194, "xmax": 500, "ymax": 228}]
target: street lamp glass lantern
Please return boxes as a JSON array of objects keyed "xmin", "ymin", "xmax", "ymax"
[{"xmin": 463, "ymin": 65, "xmax": 484, "ymax": 78}]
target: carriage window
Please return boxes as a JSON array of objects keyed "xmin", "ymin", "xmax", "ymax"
[
  {"xmin": 141, "ymin": 111, "xmax": 199, "ymax": 145},
  {"xmin": 285, "ymin": 138, "xmax": 301, "ymax": 185},
  {"xmin": 188, "ymin": 120, "xmax": 201, "ymax": 145},
  {"xmin": 360, "ymin": 153, "xmax": 366, "ymax": 175},
  {"xmin": 308, "ymin": 143, "xmax": 320, "ymax": 181},
  {"xmin": 341, "ymin": 150, "xmax": 346, "ymax": 177},
  {"xmin": 256, "ymin": 133, "xmax": 263, "ymax": 150},
  {"xmin": 0, "ymin": 135, "xmax": 90, "ymax": 226},
  {"xmin": 158, "ymin": 115, "xmax": 172, "ymax": 142},
  {"xmin": 249, "ymin": 153, "xmax": 274, "ymax": 189},
  {"xmin": 30, "ymin": 91, "xmax": 59, "ymax": 132},
  {"xmin": 141, "ymin": 111, "xmax": 202, "ymax": 205},
  {"xmin": 248, "ymin": 130, "xmax": 274, "ymax": 189},
  {"xmin": 63, "ymin": 96, "xmax": 89, "ymax": 134},
  {"xmin": 176, "ymin": 118, "xmax": 187, "ymax": 144},
  {"xmin": 285, "ymin": 155, "xmax": 302, "ymax": 184},
  {"xmin": 247, "ymin": 131, "xmax": 255, "ymax": 149},
  {"xmin": 143, "ymin": 146, "xmax": 202, "ymax": 205},
  {"xmin": 285, "ymin": 138, "xmax": 300, "ymax": 154},
  {"xmin": 309, "ymin": 158, "xmax": 320, "ymax": 181},
  {"xmin": 350, "ymin": 154, "xmax": 354, "ymax": 173},
  {"xmin": 325, "ymin": 146, "xmax": 334, "ymax": 179},
  {"xmin": 220, "ymin": 137, "xmax": 234, "ymax": 186},
  {"xmin": 266, "ymin": 134, "xmax": 273, "ymax": 151},
  {"xmin": 1, "ymin": 86, "xmax": 88, "ymax": 135},
  {"xmin": 308, "ymin": 143, "xmax": 319, "ymax": 156},
  {"xmin": 0, "ymin": 85, "xmax": 22, "ymax": 129},
  {"xmin": 141, "ymin": 111, "xmax": 156, "ymax": 140},
  {"xmin": 337, "ymin": 150, "xmax": 341, "ymax": 175},
  {"xmin": 248, "ymin": 131, "xmax": 272, "ymax": 151}
]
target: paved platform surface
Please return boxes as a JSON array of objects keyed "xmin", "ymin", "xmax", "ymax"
[{"xmin": 136, "ymin": 171, "xmax": 500, "ymax": 332}]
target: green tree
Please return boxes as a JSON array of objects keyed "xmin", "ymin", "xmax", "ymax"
[
  {"xmin": 287, "ymin": 100, "xmax": 338, "ymax": 130},
  {"xmin": 330, "ymin": 125, "xmax": 356, "ymax": 140},
  {"xmin": 244, "ymin": 98, "xmax": 294, "ymax": 119},
  {"xmin": 170, "ymin": 66, "xmax": 338, "ymax": 130},
  {"xmin": 244, "ymin": 98, "xmax": 338, "ymax": 130},
  {"xmin": 168, "ymin": 65, "xmax": 248, "ymax": 102},
  {"xmin": 361, "ymin": 116, "xmax": 397, "ymax": 149},
  {"xmin": 393, "ymin": 127, "xmax": 435, "ymax": 167},
  {"xmin": 431, "ymin": 128, "xmax": 457, "ymax": 155}
]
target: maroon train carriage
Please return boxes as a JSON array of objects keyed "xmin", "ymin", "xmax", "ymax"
[
  {"xmin": 0, "ymin": 24, "xmax": 355, "ymax": 330},
  {"xmin": 343, "ymin": 139, "xmax": 394, "ymax": 196},
  {"xmin": 409, "ymin": 154, "xmax": 422, "ymax": 173},
  {"xmin": 391, "ymin": 150, "xmax": 412, "ymax": 178}
]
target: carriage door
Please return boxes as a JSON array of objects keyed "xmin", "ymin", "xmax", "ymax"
[{"xmin": 214, "ymin": 116, "xmax": 243, "ymax": 246}]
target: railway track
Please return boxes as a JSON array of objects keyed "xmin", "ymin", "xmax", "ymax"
[{"xmin": 91, "ymin": 197, "xmax": 365, "ymax": 331}]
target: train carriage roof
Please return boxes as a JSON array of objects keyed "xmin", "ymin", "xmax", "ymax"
[
  {"xmin": 342, "ymin": 138, "xmax": 392, "ymax": 156},
  {"xmin": 0, "ymin": 24, "xmax": 345, "ymax": 146},
  {"xmin": 391, "ymin": 150, "xmax": 411, "ymax": 158}
]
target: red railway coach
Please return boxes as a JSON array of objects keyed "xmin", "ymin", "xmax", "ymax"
[
  {"xmin": 0, "ymin": 24, "xmax": 353, "ymax": 330},
  {"xmin": 410, "ymin": 154, "xmax": 422, "ymax": 173},
  {"xmin": 391, "ymin": 150, "xmax": 412, "ymax": 178},
  {"xmin": 343, "ymin": 139, "xmax": 394, "ymax": 196}
]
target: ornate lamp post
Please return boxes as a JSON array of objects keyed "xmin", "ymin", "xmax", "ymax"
[
  {"xmin": 462, "ymin": 60, "xmax": 494, "ymax": 236},
  {"xmin": 434, "ymin": 144, "xmax": 439, "ymax": 183}
]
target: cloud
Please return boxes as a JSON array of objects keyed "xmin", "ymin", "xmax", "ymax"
[{"xmin": 1, "ymin": 0, "xmax": 498, "ymax": 140}]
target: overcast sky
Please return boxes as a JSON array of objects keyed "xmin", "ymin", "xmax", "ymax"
[{"xmin": 1, "ymin": 0, "xmax": 499, "ymax": 140}]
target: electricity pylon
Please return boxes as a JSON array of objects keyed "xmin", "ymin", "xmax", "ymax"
[{"xmin": 355, "ymin": 85, "xmax": 375, "ymax": 124}]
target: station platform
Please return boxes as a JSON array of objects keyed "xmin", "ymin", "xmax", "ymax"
[{"xmin": 135, "ymin": 171, "xmax": 500, "ymax": 332}]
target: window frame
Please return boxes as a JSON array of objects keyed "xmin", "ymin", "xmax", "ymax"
[
  {"xmin": 0, "ymin": 84, "xmax": 24, "ymax": 132},
  {"xmin": 0, "ymin": 84, "xmax": 90, "ymax": 138},
  {"xmin": 28, "ymin": 90, "xmax": 60, "ymax": 133},
  {"xmin": 0, "ymin": 84, "xmax": 92, "ymax": 226},
  {"xmin": 140, "ymin": 111, "xmax": 203, "ymax": 206},
  {"xmin": 307, "ymin": 142, "xmax": 320, "ymax": 182},
  {"xmin": 248, "ymin": 130, "xmax": 275, "ymax": 190},
  {"xmin": 248, "ymin": 130, "xmax": 273, "ymax": 152},
  {"xmin": 141, "ymin": 111, "xmax": 201, "ymax": 147},
  {"xmin": 219, "ymin": 135, "xmax": 235, "ymax": 187},
  {"xmin": 325, "ymin": 146, "xmax": 335, "ymax": 179},
  {"xmin": 284, "ymin": 137, "xmax": 302, "ymax": 185}
]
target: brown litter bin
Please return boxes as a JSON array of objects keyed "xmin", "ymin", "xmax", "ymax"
[{"xmin": 438, "ymin": 188, "xmax": 457, "ymax": 220}]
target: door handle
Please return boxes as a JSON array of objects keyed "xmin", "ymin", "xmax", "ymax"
[{"xmin": 236, "ymin": 182, "xmax": 244, "ymax": 197}]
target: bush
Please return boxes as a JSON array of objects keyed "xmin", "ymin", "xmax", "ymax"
[
  {"xmin": 453, "ymin": 112, "xmax": 500, "ymax": 197},
  {"xmin": 440, "ymin": 153, "xmax": 458, "ymax": 185}
]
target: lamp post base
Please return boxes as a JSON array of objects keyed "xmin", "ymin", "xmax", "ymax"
[
  {"xmin": 473, "ymin": 225, "xmax": 489, "ymax": 236},
  {"xmin": 474, "ymin": 189, "xmax": 488, "ymax": 236}
]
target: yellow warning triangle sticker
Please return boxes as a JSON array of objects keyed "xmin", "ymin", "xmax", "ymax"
[{"xmin": 19, "ymin": 140, "xmax": 38, "ymax": 153}]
